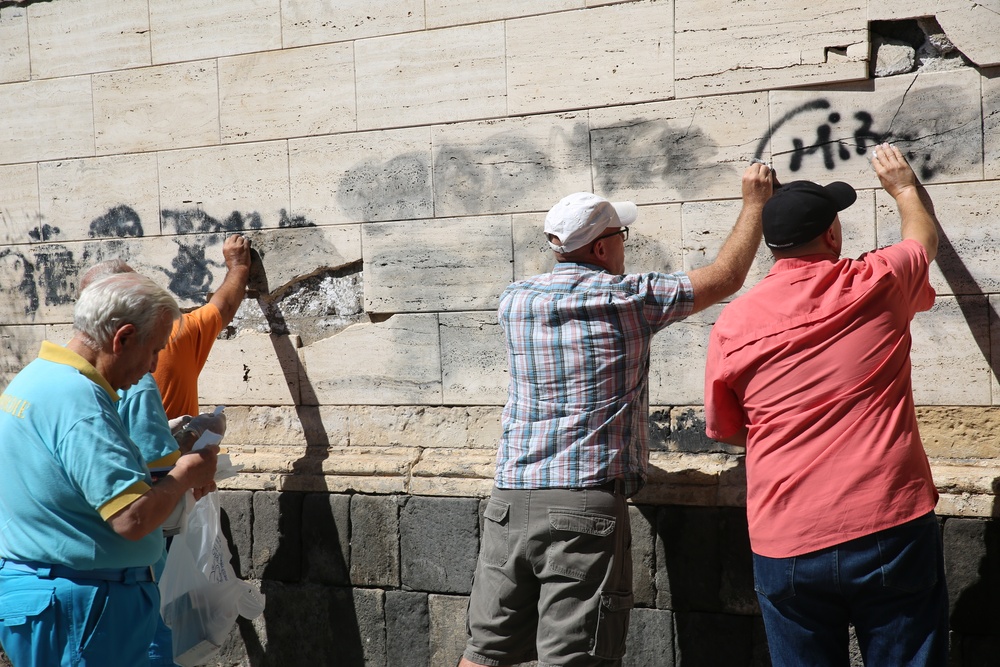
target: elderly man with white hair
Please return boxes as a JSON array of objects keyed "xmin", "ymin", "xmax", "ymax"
[{"xmin": 0, "ymin": 272, "xmax": 218, "ymax": 667}]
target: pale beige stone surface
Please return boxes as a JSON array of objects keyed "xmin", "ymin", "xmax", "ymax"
[
  {"xmin": 0, "ymin": 324, "xmax": 44, "ymax": 388},
  {"xmin": 882, "ymin": 181, "xmax": 1000, "ymax": 297},
  {"xmin": 411, "ymin": 447, "xmax": 496, "ymax": 480},
  {"xmin": 0, "ymin": 7, "xmax": 29, "ymax": 84},
  {"xmin": 93, "ymin": 62, "xmax": 219, "ymax": 155},
  {"xmin": 199, "ymin": 332, "xmax": 301, "ymax": 406},
  {"xmin": 299, "ymin": 315, "xmax": 442, "ymax": 405},
  {"xmin": 355, "ymin": 23, "xmax": 506, "ymax": 130},
  {"xmin": 27, "ymin": 0, "xmax": 150, "ymax": 79},
  {"xmin": 221, "ymin": 405, "xmax": 350, "ymax": 447},
  {"xmin": 675, "ymin": 0, "xmax": 867, "ymax": 98},
  {"xmin": 506, "ymin": 0, "xmax": 674, "ymax": 115},
  {"xmin": 349, "ymin": 406, "xmax": 473, "ymax": 448},
  {"xmin": 767, "ymin": 70, "xmax": 983, "ymax": 189},
  {"xmin": 290, "ymin": 127, "xmax": 434, "ymax": 225},
  {"xmin": 158, "ymin": 142, "xmax": 291, "ymax": 232},
  {"xmin": 440, "ymin": 312, "xmax": 507, "ymax": 405},
  {"xmin": 280, "ymin": 0, "xmax": 424, "ymax": 48},
  {"xmin": 512, "ymin": 211, "xmax": 555, "ymax": 281},
  {"xmin": 590, "ymin": 94, "xmax": 767, "ymax": 204},
  {"xmin": 148, "ymin": 0, "xmax": 281, "ymax": 64},
  {"xmin": 362, "ymin": 215, "xmax": 512, "ymax": 313},
  {"xmin": 0, "ymin": 78, "xmax": 95, "ymax": 165},
  {"xmin": 918, "ymin": 407, "xmax": 1000, "ymax": 459},
  {"xmin": 911, "ymin": 296, "xmax": 991, "ymax": 406},
  {"xmin": 0, "ymin": 164, "xmax": 39, "ymax": 245},
  {"xmin": 37, "ymin": 155, "xmax": 159, "ymax": 242},
  {"xmin": 426, "ymin": 0, "xmax": 582, "ymax": 27},
  {"xmin": 985, "ymin": 70, "xmax": 1000, "ymax": 181},
  {"xmin": 431, "ymin": 112, "xmax": 592, "ymax": 217},
  {"xmin": 219, "ymin": 43, "xmax": 356, "ymax": 143},
  {"xmin": 648, "ymin": 305, "xmax": 719, "ymax": 406}
]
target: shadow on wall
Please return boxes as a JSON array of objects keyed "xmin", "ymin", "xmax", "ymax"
[{"xmin": 225, "ymin": 249, "xmax": 366, "ymax": 666}]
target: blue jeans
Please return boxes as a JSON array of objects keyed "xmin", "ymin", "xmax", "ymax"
[{"xmin": 753, "ymin": 512, "xmax": 948, "ymax": 667}]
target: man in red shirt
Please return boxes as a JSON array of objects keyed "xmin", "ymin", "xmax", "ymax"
[{"xmin": 704, "ymin": 143, "xmax": 947, "ymax": 667}]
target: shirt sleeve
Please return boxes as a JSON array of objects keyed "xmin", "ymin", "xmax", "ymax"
[
  {"xmin": 637, "ymin": 271, "xmax": 696, "ymax": 332},
  {"xmin": 704, "ymin": 326, "xmax": 747, "ymax": 440},
  {"xmin": 870, "ymin": 239, "xmax": 935, "ymax": 316},
  {"xmin": 58, "ymin": 411, "xmax": 151, "ymax": 520},
  {"xmin": 117, "ymin": 380, "xmax": 179, "ymax": 466}
]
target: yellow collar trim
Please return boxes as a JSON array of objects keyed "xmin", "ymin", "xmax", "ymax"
[{"xmin": 38, "ymin": 341, "xmax": 118, "ymax": 403}]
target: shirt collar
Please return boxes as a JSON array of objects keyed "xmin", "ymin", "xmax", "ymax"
[
  {"xmin": 38, "ymin": 341, "xmax": 118, "ymax": 402},
  {"xmin": 553, "ymin": 261, "xmax": 607, "ymax": 274}
]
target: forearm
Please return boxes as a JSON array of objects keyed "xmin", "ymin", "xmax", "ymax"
[
  {"xmin": 895, "ymin": 186, "xmax": 939, "ymax": 262},
  {"xmin": 209, "ymin": 265, "xmax": 250, "ymax": 325},
  {"xmin": 688, "ymin": 203, "xmax": 764, "ymax": 313},
  {"xmin": 107, "ymin": 476, "xmax": 187, "ymax": 541}
]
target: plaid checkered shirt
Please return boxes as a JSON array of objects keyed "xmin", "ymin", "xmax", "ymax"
[{"xmin": 495, "ymin": 262, "xmax": 695, "ymax": 497}]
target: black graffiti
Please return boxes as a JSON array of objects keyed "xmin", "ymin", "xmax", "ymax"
[
  {"xmin": 161, "ymin": 208, "xmax": 264, "ymax": 235},
  {"xmin": 32, "ymin": 245, "xmax": 77, "ymax": 308},
  {"xmin": 89, "ymin": 204, "xmax": 144, "ymax": 238},
  {"xmin": 28, "ymin": 224, "xmax": 60, "ymax": 242},
  {"xmin": 591, "ymin": 118, "xmax": 728, "ymax": 197},
  {"xmin": 761, "ymin": 87, "xmax": 974, "ymax": 180},
  {"xmin": 337, "ymin": 153, "xmax": 433, "ymax": 221},
  {"xmin": 159, "ymin": 242, "xmax": 218, "ymax": 300}
]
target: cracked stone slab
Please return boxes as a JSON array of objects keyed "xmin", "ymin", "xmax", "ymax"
[
  {"xmin": 870, "ymin": 0, "xmax": 1000, "ymax": 68},
  {"xmin": 198, "ymin": 332, "xmax": 302, "ymax": 406},
  {"xmin": 766, "ymin": 68, "xmax": 983, "ymax": 188},
  {"xmin": 675, "ymin": 0, "xmax": 868, "ymax": 98}
]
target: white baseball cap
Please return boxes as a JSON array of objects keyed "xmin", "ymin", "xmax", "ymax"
[{"xmin": 544, "ymin": 192, "xmax": 639, "ymax": 253}]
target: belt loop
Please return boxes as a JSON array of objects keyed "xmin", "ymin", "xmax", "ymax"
[
  {"xmin": 123, "ymin": 567, "xmax": 137, "ymax": 585},
  {"xmin": 36, "ymin": 566, "xmax": 53, "ymax": 579}
]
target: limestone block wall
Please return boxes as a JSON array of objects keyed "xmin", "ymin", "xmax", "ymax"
[{"xmin": 1, "ymin": 0, "xmax": 999, "ymax": 665}]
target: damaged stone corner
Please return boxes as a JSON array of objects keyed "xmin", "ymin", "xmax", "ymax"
[{"xmin": 870, "ymin": 17, "xmax": 972, "ymax": 78}]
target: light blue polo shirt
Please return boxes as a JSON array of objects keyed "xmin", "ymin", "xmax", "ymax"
[
  {"xmin": 118, "ymin": 373, "xmax": 181, "ymax": 469},
  {"xmin": 0, "ymin": 341, "xmax": 163, "ymax": 569}
]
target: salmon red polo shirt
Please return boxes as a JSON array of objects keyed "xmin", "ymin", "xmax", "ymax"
[{"xmin": 705, "ymin": 239, "xmax": 939, "ymax": 558}]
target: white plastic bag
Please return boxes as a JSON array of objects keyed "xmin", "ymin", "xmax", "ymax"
[{"xmin": 159, "ymin": 491, "xmax": 265, "ymax": 667}]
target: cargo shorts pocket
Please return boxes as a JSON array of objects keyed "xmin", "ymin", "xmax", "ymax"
[
  {"xmin": 481, "ymin": 498, "xmax": 511, "ymax": 567},
  {"xmin": 591, "ymin": 589, "xmax": 633, "ymax": 660},
  {"xmin": 0, "ymin": 586, "xmax": 55, "ymax": 627},
  {"xmin": 547, "ymin": 510, "xmax": 616, "ymax": 581}
]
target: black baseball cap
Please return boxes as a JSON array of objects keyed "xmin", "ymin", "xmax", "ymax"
[{"xmin": 762, "ymin": 180, "xmax": 857, "ymax": 249}]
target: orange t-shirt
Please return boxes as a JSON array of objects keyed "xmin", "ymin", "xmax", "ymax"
[
  {"xmin": 705, "ymin": 240, "xmax": 938, "ymax": 558},
  {"xmin": 153, "ymin": 304, "xmax": 223, "ymax": 419}
]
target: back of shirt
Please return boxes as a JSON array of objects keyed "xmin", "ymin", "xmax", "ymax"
[{"xmin": 705, "ymin": 240, "xmax": 938, "ymax": 557}]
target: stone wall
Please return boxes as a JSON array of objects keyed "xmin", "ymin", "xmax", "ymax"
[{"xmin": 1, "ymin": 0, "xmax": 999, "ymax": 665}]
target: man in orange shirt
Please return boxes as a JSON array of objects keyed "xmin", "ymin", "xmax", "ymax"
[
  {"xmin": 154, "ymin": 233, "xmax": 251, "ymax": 419},
  {"xmin": 704, "ymin": 144, "xmax": 946, "ymax": 666}
]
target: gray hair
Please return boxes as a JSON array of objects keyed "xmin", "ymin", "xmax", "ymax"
[
  {"xmin": 78, "ymin": 259, "xmax": 134, "ymax": 294},
  {"xmin": 74, "ymin": 272, "xmax": 180, "ymax": 350}
]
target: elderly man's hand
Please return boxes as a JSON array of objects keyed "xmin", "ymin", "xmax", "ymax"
[
  {"xmin": 173, "ymin": 445, "xmax": 219, "ymax": 494},
  {"xmin": 222, "ymin": 233, "xmax": 251, "ymax": 272}
]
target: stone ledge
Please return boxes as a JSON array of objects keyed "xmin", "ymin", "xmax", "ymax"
[{"xmin": 217, "ymin": 447, "xmax": 1000, "ymax": 517}]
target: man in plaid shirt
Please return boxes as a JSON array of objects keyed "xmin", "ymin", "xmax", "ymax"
[{"xmin": 460, "ymin": 163, "xmax": 774, "ymax": 667}]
